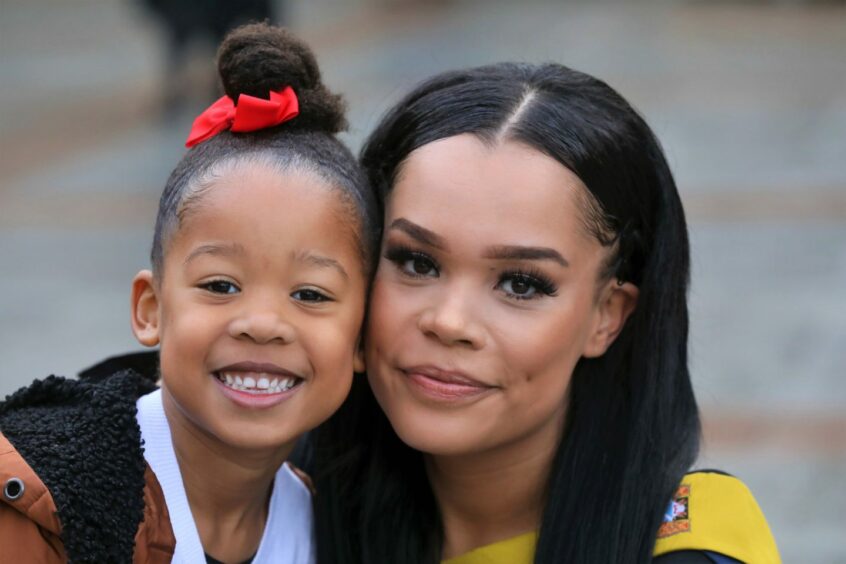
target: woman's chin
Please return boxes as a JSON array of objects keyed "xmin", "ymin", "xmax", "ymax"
[{"xmin": 387, "ymin": 411, "xmax": 488, "ymax": 458}]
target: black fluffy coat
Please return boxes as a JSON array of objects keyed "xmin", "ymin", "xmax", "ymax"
[{"xmin": 0, "ymin": 352, "xmax": 159, "ymax": 563}]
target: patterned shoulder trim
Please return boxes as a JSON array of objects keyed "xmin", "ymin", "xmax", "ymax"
[{"xmin": 653, "ymin": 471, "xmax": 781, "ymax": 564}]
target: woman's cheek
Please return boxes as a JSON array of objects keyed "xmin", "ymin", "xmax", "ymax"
[{"xmin": 370, "ymin": 277, "xmax": 411, "ymax": 334}]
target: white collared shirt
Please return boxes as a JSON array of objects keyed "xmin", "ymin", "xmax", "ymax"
[{"xmin": 137, "ymin": 389, "xmax": 315, "ymax": 564}]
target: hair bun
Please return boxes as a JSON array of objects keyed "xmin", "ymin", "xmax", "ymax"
[{"xmin": 217, "ymin": 22, "xmax": 347, "ymax": 134}]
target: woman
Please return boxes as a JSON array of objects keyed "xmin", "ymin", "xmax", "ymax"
[{"xmin": 313, "ymin": 63, "xmax": 779, "ymax": 563}]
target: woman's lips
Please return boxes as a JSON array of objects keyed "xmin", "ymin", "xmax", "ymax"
[{"xmin": 401, "ymin": 365, "xmax": 496, "ymax": 402}]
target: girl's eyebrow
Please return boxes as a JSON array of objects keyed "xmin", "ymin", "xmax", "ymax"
[
  {"xmin": 388, "ymin": 218, "xmax": 447, "ymax": 249},
  {"xmin": 295, "ymin": 250, "xmax": 349, "ymax": 280},
  {"xmin": 183, "ymin": 242, "xmax": 246, "ymax": 265},
  {"xmin": 483, "ymin": 245, "xmax": 569, "ymax": 267}
]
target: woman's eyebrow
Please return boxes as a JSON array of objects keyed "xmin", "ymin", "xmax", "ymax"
[
  {"xmin": 388, "ymin": 218, "xmax": 446, "ymax": 249},
  {"xmin": 483, "ymin": 245, "xmax": 569, "ymax": 267}
]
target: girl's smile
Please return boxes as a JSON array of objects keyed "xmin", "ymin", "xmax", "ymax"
[
  {"xmin": 212, "ymin": 361, "xmax": 305, "ymax": 409},
  {"xmin": 214, "ymin": 361, "xmax": 303, "ymax": 394}
]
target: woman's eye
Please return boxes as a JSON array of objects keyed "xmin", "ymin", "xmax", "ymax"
[
  {"xmin": 497, "ymin": 272, "xmax": 558, "ymax": 301},
  {"xmin": 292, "ymin": 288, "xmax": 331, "ymax": 303},
  {"xmin": 200, "ymin": 280, "xmax": 240, "ymax": 295},
  {"xmin": 499, "ymin": 276, "xmax": 537, "ymax": 298},
  {"xmin": 404, "ymin": 256, "xmax": 437, "ymax": 277},
  {"xmin": 385, "ymin": 247, "xmax": 439, "ymax": 278}
]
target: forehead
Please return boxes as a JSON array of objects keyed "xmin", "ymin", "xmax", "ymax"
[
  {"xmin": 170, "ymin": 162, "xmax": 361, "ymax": 271},
  {"xmin": 390, "ymin": 135, "xmax": 591, "ymax": 248}
]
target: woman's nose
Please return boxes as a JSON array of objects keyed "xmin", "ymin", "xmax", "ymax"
[
  {"xmin": 228, "ymin": 307, "xmax": 297, "ymax": 345},
  {"xmin": 417, "ymin": 291, "xmax": 485, "ymax": 350}
]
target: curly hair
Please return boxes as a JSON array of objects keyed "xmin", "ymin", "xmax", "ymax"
[{"xmin": 150, "ymin": 23, "xmax": 379, "ymax": 278}]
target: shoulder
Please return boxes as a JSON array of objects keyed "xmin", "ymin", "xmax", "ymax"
[
  {"xmin": 653, "ymin": 470, "xmax": 781, "ymax": 564},
  {"xmin": 0, "ymin": 364, "xmax": 157, "ymax": 563},
  {"xmin": 0, "ymin": 431, "xmax": 66, "ymax": 562},
  {"xmin": 0, "ymin": 366, "xmax": 154, "ymax": 463},
  {"xmin": 134, "ymin": 465, "xmax": 176, "ymax": 562}
]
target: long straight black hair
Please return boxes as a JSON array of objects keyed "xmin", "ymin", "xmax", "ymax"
[{"xmin": 313, "ymin": 62, "xmax": 700, "ymax": 564}]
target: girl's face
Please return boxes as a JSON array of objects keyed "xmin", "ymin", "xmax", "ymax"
[
  {"xmin": 365, "ymin": 135, "xmax": 636, "ymax": 457},
  {"xmin": 132, "ymin": 162, "xmax": 366, "ymax": 454}
]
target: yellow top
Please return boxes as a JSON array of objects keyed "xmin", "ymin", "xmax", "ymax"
[{"xmin": 442, "ymin": 472, "xmax": 781, "ymax": 564}]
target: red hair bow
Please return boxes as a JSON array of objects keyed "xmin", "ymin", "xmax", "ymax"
[{"xmin": 185, "ymin": 86, "xmax": 299, "ymax": 148}]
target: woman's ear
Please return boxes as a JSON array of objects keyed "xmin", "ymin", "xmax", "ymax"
[
  {"xmin": 582, "ymin": 281, "xmax": 639, "ymax": 358},
  {"xmin": 131, "ymin": 270, "xmax": 161, "ymax": 347},
  {"xmin": 353, "ymin": 334, "xmax": 366, "ymax": 373}
]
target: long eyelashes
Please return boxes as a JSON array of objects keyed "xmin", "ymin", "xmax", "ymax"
[
  {"xmin": 199, "ymin": 279, "xmax": 240, "ymax": 295},
  {"xmin": 198, "ymin": 280, "xmax": 331, "ymax": 303},
  {"xmin": 383, "ymin": 244, "xmax": 558, "ymax": 301},
  {"xmin": 384, "ymin": 245, "xmax": 439, "ymax": 278},
  {"xmin": 497, "ymin": 269, "xmax": 558, "ymax": 300},
  {"xmin": 291, "ymin": 288, "xmax": 333, "ymax": 303}
]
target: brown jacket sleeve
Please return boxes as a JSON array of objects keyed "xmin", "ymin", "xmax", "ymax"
[
  {"xmin": 0, "ymin": 433, "xmax": 176, "ymax": 564},
  {"xmin": 0, "ymin": 432, "xmax": 67, "ymax": 563},
  {"xmin": 132, "ymin": 465, "xmax": 176, "ymax": 564}
]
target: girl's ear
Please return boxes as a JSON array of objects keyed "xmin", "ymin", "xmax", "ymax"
[
  {"xmin": 353, "ymin": 334, "xmax": 366, "ymax": 373},
  {"xmin": 131, "ymin": 270, "xmax": 161, "ymax": 347},
  {"xmin": 582, "ymin": 280, "xmax": 639, "ymax": 358}
]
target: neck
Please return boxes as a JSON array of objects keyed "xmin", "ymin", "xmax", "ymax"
[
  {"xmin": 162, "ymin": 388, "xmax": 293, "ymax": 562},
  {"xmin": 427, "ymin": 414, "xmax": 562, "ymax": 560}
]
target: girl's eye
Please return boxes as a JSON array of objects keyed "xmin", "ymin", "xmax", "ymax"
[
  {"xmin": 497, "ymin": 272, "xmax": 558, "ymax": 301},
  {"xmin": 292, "ymin": 288, "xmax": 331, "ymax": 303},
  {"xmin": 200, "ymin": 280, "xmax": 240, "ymax": 295},
  {"xmin": 385, "ymin": 246, "xmax": 439, "ymax": 278}
]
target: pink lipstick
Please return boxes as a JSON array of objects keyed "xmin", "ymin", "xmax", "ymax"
[{"xmin": 402, "ymin": 365, "xmax": 496, "ymax": 402}]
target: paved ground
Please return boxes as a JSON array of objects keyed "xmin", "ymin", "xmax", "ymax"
[{"xmin": 2, "ymin": 0, "xmax": 845, "ymax": 560}]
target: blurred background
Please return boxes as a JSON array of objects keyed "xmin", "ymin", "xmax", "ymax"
[{"xmin": 1, "ymin": 0, "xmax": 844, "ymax": 560}]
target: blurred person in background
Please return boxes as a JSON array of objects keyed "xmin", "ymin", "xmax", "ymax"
[{"xmin": 138, "ymin": 0, "xmax": 283, "ymax": 115}]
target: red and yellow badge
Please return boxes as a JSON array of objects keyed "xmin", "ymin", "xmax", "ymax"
[{"xmin": 658, "ymin": 484, "xmax": 691, "ymax": 538}]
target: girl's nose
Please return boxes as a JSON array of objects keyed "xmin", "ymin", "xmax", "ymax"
[
  {"xmin": 228, "ymin": 310, "xmax": 297, "ymax": 345},
  {"xmin": 417, "ymin": 291, "xmax": 485, "ymax": 350}
]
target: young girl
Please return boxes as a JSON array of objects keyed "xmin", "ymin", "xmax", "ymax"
[
  {"xmin": 313, "ymin": 63, "xmax": 780, "ymax": 563},
  {"xmin": 0, "ymin": 23, "xmax": 378, "ymax": 564}
]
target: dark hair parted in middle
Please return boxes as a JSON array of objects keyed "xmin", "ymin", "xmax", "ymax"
[
  {"xmin": 151, "ymin": 23, "xmax": 380, "ymax": 278},
  {"xmin": 313, "ymin": 62, "xmax": 700, "ymax": 564}
]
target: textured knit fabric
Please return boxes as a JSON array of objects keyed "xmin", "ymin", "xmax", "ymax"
[{"xmin": 0, "ymin": 366, "xmax": 175, "ymax": 563}]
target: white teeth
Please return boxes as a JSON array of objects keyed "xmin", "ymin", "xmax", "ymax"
[{"xmin": 217, "ymin": 371, "xmax": 299, "ymax": 394}]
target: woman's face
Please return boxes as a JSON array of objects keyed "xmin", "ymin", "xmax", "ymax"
[{"xmin": 365, "ymin": 134, "xmax": 635, "ymax": 457}]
